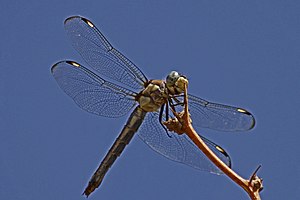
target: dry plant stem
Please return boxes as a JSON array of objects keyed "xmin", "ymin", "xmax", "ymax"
[{"xmin": 180, "ymin": 84, "xmax": 261, "ymax": 200}]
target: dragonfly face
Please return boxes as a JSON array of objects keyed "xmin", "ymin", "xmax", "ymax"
[
  {"xmin": 166, "ymin": 71, "xmax": 188, "ymax": 95},
  {"xmin": 51, "ymin": 16, "xmax": 255, "ymax": 196}
]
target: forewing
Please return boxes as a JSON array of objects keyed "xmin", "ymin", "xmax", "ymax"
[
  {"xmin": 138, "ymin": 112, "xmax": 231, "ymax": 174},
  {"xmin": 51, "ymin": 61, "xmax": 137, "ymax": 117},
  {"xmin": 188, "ymin": 94, "xmax": 255, "ymax": 132},
  {"xmin": 64, "ymin": 16, "xmax": 147, "ymax": 90}
]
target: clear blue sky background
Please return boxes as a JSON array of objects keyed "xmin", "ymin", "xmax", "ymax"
[{"xmin": 1, "ymin": 1, "xmax": 299, "ymax": 199}]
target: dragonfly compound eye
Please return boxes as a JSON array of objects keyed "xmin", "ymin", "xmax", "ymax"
[{"xmin": 166, "ymin": 71, "xmax": 180, "ymax": 86}]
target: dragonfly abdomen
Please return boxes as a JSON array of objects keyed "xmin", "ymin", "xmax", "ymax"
[{"xmin": 83, "ymin": 106, "xmax": 146, "ymax": 197}]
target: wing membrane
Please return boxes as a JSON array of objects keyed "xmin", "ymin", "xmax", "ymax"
[
  {"xmin": 51, "ymin": 61, "xmax": 137, "ymax": 117},
  {"xmin": 188, "ymin": 94, "xmax": 255, "ymax": 131},
  {"xmin": 138, "ymin": 112, "xmax": 231, "ymax": 174},
  {"xmin": 64, "ymin": 16, "xmax": 147, "ymax": 90}
]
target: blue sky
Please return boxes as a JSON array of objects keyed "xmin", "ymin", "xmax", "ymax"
[{"xmin": 1, "ymin": 1, "xmax": 299, "ymax": 199}]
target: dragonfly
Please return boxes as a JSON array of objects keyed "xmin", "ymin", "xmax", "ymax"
[{"xmin": 51, "ymin": 16, "xmax": 255, "ymax": 197}]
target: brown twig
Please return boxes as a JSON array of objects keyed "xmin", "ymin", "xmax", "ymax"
[{"xmin": 165, "ymin": 83, "xmax": 263, "ymax": 200}]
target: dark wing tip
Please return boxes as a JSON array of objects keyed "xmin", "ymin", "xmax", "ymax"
[
  {"xmin": 249, "ymin": 115, "xmax": 256, "ymax": 130},
  {"xmin": 64, "ymin": 16, "xmax": 82, "ymax": 24},
  {"xmin": 64, "ymin": 16, "xmax": 94, "ymax": 28},
  {"xmin": 50, "ymin": 61, "xmax": 63, "ymax": 74},
  {"xmin": 51, "ymin": 60, "xmax": 80, "ymax": 74},
  {"xmin": 215, "ymin": 145, "xmax": 232, "ymax": 168},
  {"xmin": 237, "ymin": 108, "xmax": 256, "ymax": 130}
]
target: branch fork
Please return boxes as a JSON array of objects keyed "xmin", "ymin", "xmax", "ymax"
[{"xmin": 163, "ymin": 83, "xmax": 263, "ymax": 200}]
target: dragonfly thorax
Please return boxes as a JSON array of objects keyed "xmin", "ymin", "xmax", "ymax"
[{"xmin": 138, "ymin": 80, "xmax": 168, "ymax": 112}]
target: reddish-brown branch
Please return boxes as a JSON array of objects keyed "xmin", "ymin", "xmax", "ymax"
[{"xmin": 166, "ymin": 83, "xmax": 263, "ymax": 200}]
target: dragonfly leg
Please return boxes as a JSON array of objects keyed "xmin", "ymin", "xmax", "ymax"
[
  {"xmin": 159, "ymin": 104, "xmax": 172, "ymax": 138},
  {"xmin": 170, "ymin": 96, "xmax": 184, "ymax": 107}
]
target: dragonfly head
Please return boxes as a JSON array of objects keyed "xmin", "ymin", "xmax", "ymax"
[{"xmin": 166, "ymin": 71, "xmax": 188, "ymax": 94}]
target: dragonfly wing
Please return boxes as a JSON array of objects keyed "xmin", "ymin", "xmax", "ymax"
[
  {"xmin": 188, "ymin": 94, "xmax": 255, "ymax": 132},
  {"xmin": 64, "ymin": 16, "xmax": 147, "ymax": 90},
  {"xmin": 51, "ymin": 61, "xmax": 137, "ymax": 118},
  {"xmin": 138, "ymin": 112, "xmax": 231, "ymax": 174}
]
